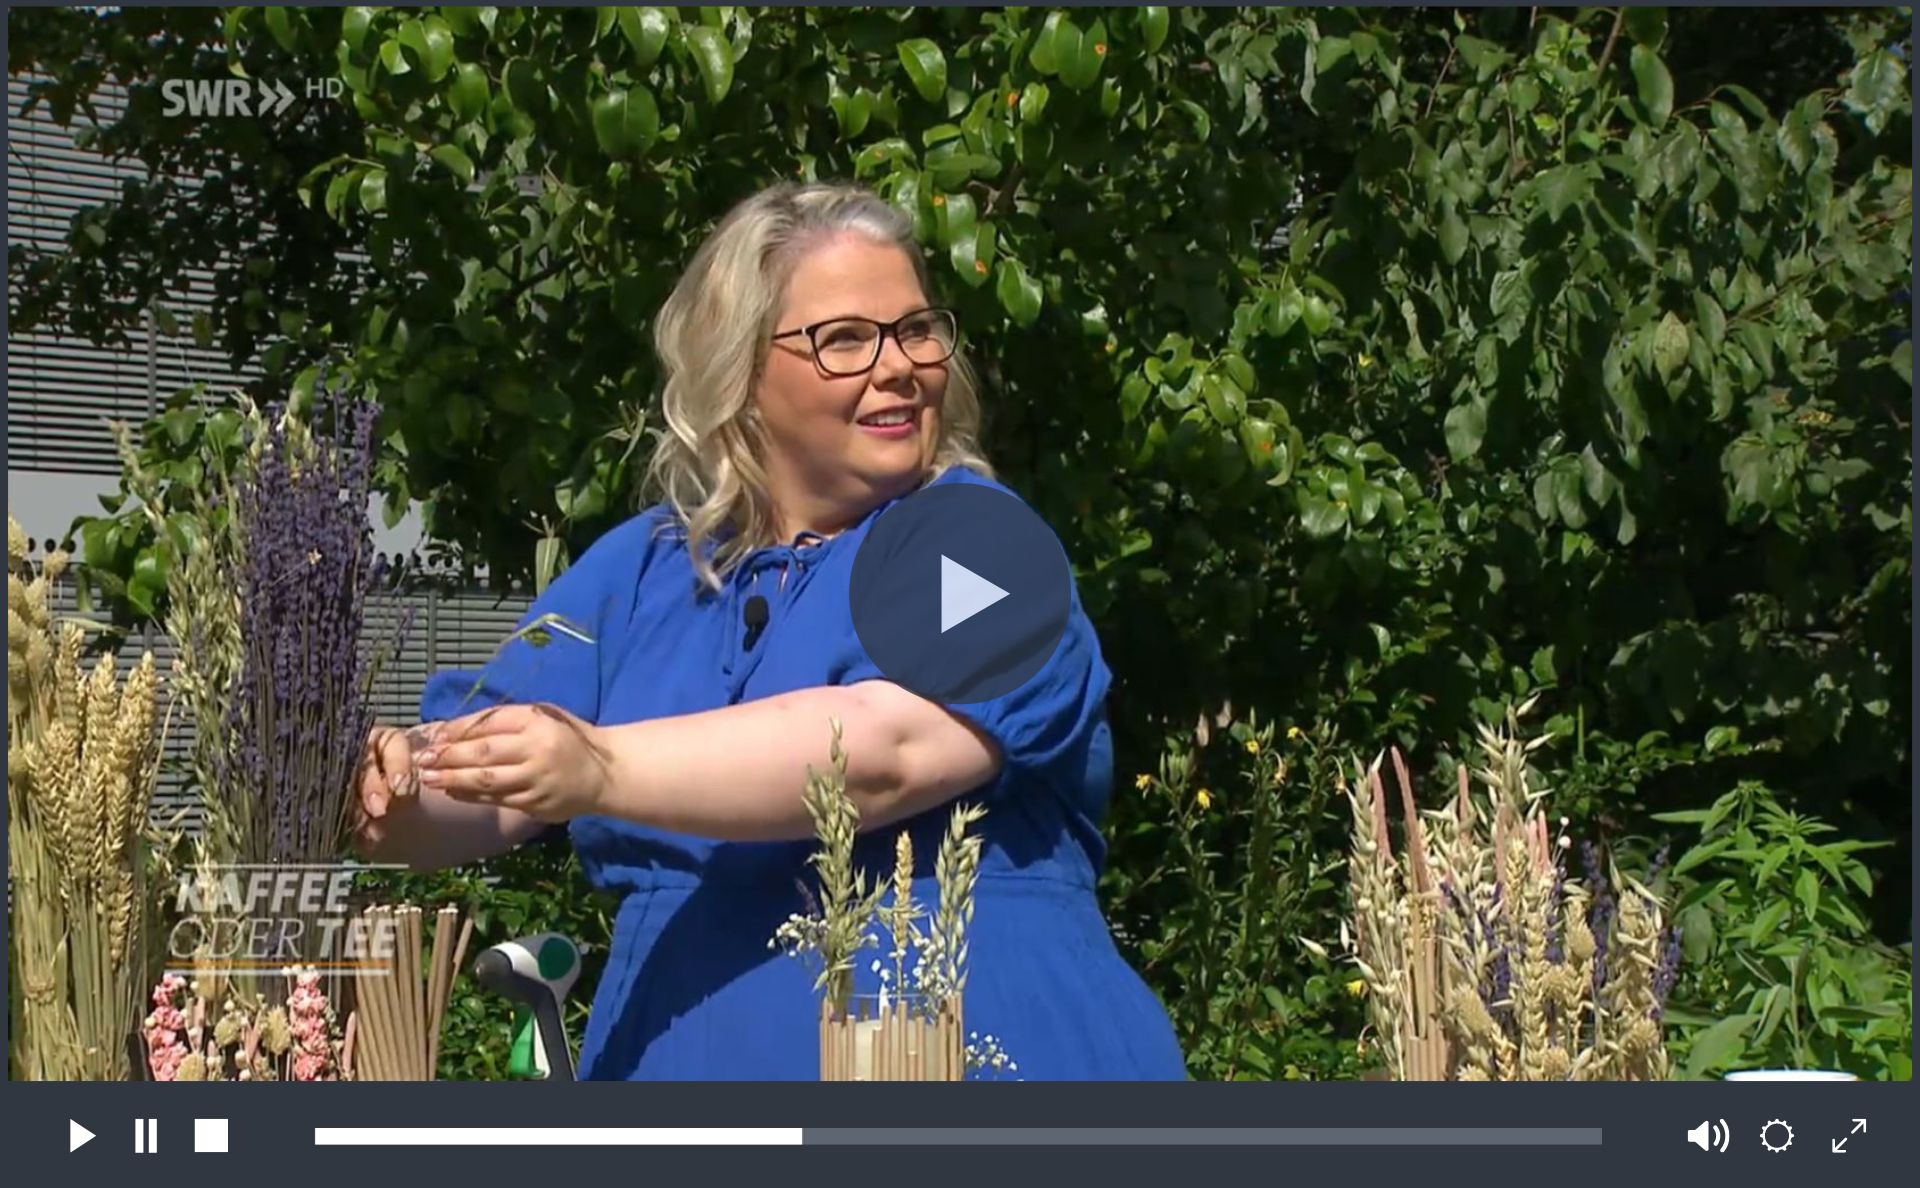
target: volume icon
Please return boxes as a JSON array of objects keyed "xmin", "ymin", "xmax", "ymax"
[{"xmin": 1687, "ymin": 1119, "xmax": 1730, "ymax": 1152}]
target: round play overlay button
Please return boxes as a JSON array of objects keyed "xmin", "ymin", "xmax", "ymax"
[{"xmin": 849, "ymin": 481, "xmax": 1072, "ymax": 705}]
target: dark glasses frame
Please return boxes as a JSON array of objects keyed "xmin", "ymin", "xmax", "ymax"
[{"xmin": 769, "ymin": 307, "xmax": 960, "ymax": 377}]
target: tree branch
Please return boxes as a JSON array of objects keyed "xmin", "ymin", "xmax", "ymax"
[
  {"xmin": 1595, "ymin": 8, "xmax": 1627, "ymax": 77},
  {"xmin": 990, "ymin": 161, "xmax": 1027, "ymax": 219}
]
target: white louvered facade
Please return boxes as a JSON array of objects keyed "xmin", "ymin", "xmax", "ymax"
[
  {"xmin": 9, "ymin": 71, "xmax": 534, "ymax": 831},
  {"xmin": 7, "ymin": 74, "xmax": 267, "ymax": 474}
]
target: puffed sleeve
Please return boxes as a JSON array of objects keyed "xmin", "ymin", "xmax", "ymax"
[
  {"xmin": 826, "ymin": 560, "xmax": 1114, "ymax": 809},
  {"xmin": 417, "ymin": 510, "xmax": 665, "ymax": 725}
]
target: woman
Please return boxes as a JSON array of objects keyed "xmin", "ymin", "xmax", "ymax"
[{"xmin": 354, "ymin": 181, "xmax": 1187, "ymax": 1081}]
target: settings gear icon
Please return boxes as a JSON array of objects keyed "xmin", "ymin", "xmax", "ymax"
[{"xmin": 1761, "ymin": 1120, "xmax": 1795, "ymax": 1153}]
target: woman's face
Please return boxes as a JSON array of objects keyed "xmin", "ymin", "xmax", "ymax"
[{"xmin": 754, "ymin": 233, "xmax": 949, "ymax": 538}]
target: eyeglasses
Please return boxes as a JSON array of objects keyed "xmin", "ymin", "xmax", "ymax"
[{"xmin": 770, "ymin": 308, "xmax": 959, "ymax": 377}]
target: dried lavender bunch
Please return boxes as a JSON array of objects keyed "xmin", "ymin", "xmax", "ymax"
[{"xmin": 216, "ymin": 392, "xmax": 382, "ymax": 870}]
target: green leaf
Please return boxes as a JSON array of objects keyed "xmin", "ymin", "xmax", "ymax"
[
  {"xmin": 1299, "ymin": 494, "xmax": 1348, "ymax": 539},
  {"xmin": 1171, "ymin": 98, "xmax": 1211, "ymax": 142},
  {"xmin": 618, "ymin": 7, "xmax": 671, "ymax": 70},
  {"xmin": 264, "ymin": 6, "xmax": 298, "ymax": 52},
  {"xmin": 1631, "ymin": 45, "xmax": 1674, "ymax": 127},
  {"xmin": 1776, "ymin": 104, "xmax": 1817, "ymax": 174},
  {"xmin": 359, "ymin": 166, "xmax": 388, "ymax": 213},
  {"xmin": 1489, "ymin": 266, "xmax": 1529, "ymax": 319},
  {"xmin": 1578, "ymin": 451, "xmax": 1617, "ymax": 514},
  {"xmin": 1845, "ymin": 49, "xmax": 1906, "ymax": 134},
  {"xmin": 1139, "ymin": 6, "xmax": 1170, "ymax": 54},
  {"xmin": 1437, "ymin": 205, "xmax": 1469, "ymax": 264},
  {"xmin": 1651, "ymin": 311, "xmax": 1689, "ymax": 379},
  {"xmin": 1018, "ymin": 81, "xmax": 1050, "ymax": 125},
  {"xmin": 324, "ymin": 167, "xmax": 360, "ymax": 220},
  {"xmin": 1265, "ymin": 286, "xmax": 1303, "ymax": 337},
  {"xmin": 934, "ymin": 190, "xmax": 977, "ymax": 253},
  {"xmin": 994, "ymin": 258, "xmax": 1043, "ymax": 326},
  {"xmin": 1057, "ymin": 17, "xmax": 1108, "ymax": 92},
  {"xmin": 429, "ymin": 143, "xmax": 475, "ymax": 185},
  {"xmin": 591, "ymin": 87, "xmax": 660, "ymax": 157},
  {"xmin": 1452, "ymin": 35, "xmax": 1512, "ymax": 81},
  {"xmin": 685, "ymin": 26, "xmax": 735, "ymax": 105},
  {"xmin": 419, "ymin": 15, "xmax": 455, "ymax": 81},
  {"xmin": 448, "ymin": 61, "xmax": 490, "ymax": 121},
  {"xmin": 1202, "ymin": 372, "xmax": 1245, "ymax": 426},
  {"xmin": 835, "ymin": 90, "xmax": 876, "ymax": 138},
  {"xmin": 1029, "ymin": 10, "xmax": 1067, "ymax": 75},
  {"xmin": 1536, "ymin": 163, "xmax": 1592, "ymax": 222},
  {"xmin": 898, "ymin": 38, "xmax": 948, "ymax": 104},
  {"xmin": 534, "ymin": 536, "xmax": 569, "ymax": 596},
  {"xmin": 380, "ymin": 38, "xmax": 412, "ymax": 76},
  {"xmin": 1443, "ymin": 398, "xmax": 1486, "ymax": 461},
  {"xmin": 342, "ymin": 6, "xmax": 376, "ymax": 55},
  {"xmin": 1300, "ymin": 294, "xmax": 1332, "ymax": 337},
  {"xmin": 1683, "ymin": 1014, "xmax": 1755, "ymax": 1079},
  {"xmin": 504, "ymin": 58, "xmax": 546, "ymax": 113},
  {"xmin": 1692, "ymin": 292, "xmax": 1726, "ymax": 350},
  {"xmin": 1749, "ymin": 899, "xmax": 1789, "ymax": 943},
  {"xmin": 1794, "ymin": 867, "xmax": 1820, "ymax": 921},
  {"xmin": 1890, "ymin": 340, "xmax": 1912, "ymax": 385},
  {"xmin": 1239, "ymin": 418, "xmax": 1278, "ymax": 469},
  {"xmin": 1553, "ymin": 458, "xmax": 1586, "ymax": 529},
  {"xmin": 1624, "ymin": 6, "xmax": 1667, "ymax": 48}
]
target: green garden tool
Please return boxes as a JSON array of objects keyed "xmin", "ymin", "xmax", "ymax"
[{"xmin": 473, "ymin": 933, "xmax": 581, "ymax": 1080}]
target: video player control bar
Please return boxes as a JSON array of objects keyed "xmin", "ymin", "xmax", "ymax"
[{"xmin": 315, "ymin": 1127, "xmax": 1601, "ymax": 1147}]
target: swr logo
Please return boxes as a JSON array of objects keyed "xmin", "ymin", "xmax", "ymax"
[{"xmin": 159, "ymin": 77, "xmax": 340, "ymax": 118}]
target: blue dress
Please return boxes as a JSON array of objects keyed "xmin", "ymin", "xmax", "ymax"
[{"xmin": 419, "ymin": 466, "xmax": 1188, "ymax": 1080}]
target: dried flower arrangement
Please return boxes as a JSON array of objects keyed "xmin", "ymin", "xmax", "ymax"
[
  {"xmin": 7, "ymin": 515, "xmax": 166, "ymax": 1080},
  {"xmin": 1340, "ymin": 700, "xmax": 1677, "ymax": 1081},
  {"xmin": 117, "ymin": 392, "xmax": 404, "ymax": 990},
  {"xmin": 769, "ymin": 723, "xmax": 1008, "ymax": 1080},
  {"xmin": 142, "ymin": 902, "xmax": 475, "ymax": 1082},
  {"xmin": 143, "ymin": 966, "xmax": 346, "ymax": 1081}
]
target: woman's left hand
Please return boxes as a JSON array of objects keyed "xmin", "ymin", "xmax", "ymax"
[{"xmin": 413, "ymin": 703, "xmax": 616, "ymax": 823}]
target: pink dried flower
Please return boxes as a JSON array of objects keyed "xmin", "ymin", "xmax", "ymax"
[
  {"xmin": 284, "ymin": 966, "xmax": 340, "ymax": 1081},
  {"xmin": 144, "ymin": 974, "xmax": 190, "ymax": 1081}
]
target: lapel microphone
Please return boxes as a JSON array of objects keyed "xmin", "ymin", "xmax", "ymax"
[{"xmin": 742, "ymin": 594, "xmax": 770, "ymax": 650}]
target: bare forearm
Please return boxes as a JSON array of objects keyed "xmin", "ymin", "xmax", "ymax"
[
  {"xmin": 594, "ymin": 682, "xmax": 999, "ymax": 843},
  {"xmin": 360, "ymin": 783, "xmax": 545, "ymax": 871}
]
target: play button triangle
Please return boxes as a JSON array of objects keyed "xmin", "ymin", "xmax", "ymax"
[
  {"xmin": 70, "ymin": 1120, "xmax": 94, "ymax": 1152},
  {"xmin": 940, "ymin": 554, "xmax": 1008, "ymax": 633}
]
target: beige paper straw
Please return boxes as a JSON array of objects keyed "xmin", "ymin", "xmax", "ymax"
[
  {"xmin": 405, "ymin": 907, "xmax": 426, "ymax": 1079},
  {"xmin": 425, "ymin": 907, "xmax": 452, "ymax": 1081}
]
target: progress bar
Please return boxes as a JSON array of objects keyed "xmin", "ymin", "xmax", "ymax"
[{"xmin": 315, "ymin": 1127, "xmax": 1601, "ymax": 1147}]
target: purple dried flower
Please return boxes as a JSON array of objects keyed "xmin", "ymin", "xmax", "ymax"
[
  {"xmin": 1652, "ymin": 924, "xmax": 1683, "ymax": 1019},
  {"xmin": 1646, "ymin": 841, "xmax": 1672, "ymax": 886},
  {"xmin": 214, "ymin": 388, "xmax": 385, "ymax": 871}
]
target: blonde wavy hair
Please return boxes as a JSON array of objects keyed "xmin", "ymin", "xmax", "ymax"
[{"xmin": 643, "ymin": 181, "xmax": 994, "ymax": 592}]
